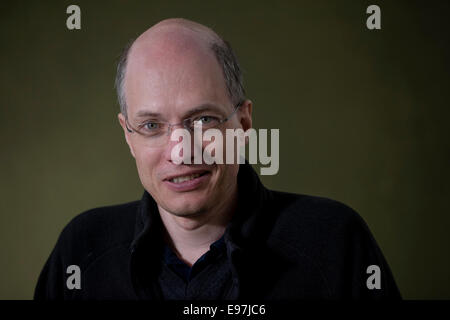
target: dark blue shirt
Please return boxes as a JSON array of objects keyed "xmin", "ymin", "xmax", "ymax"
[{"xmin": 162, "ymin": 235, "xmax": 226, "ymax": 282}]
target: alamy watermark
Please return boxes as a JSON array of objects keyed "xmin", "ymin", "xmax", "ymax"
[
  {"xmin": 366, "ymin": 264, "xmax": 381, "ymax": 290},
  {"xmin": 169, "ymin": 125, "xmax": 279, "ymax": 176},
  {"xmin": 66, "ymin": 265, "xmax": 81, "ymax": 290},
  {"xmin": 66, "ymin": 5, "xmax": 81, "ymax": 30}
]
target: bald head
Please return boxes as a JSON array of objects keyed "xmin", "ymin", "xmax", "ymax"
[
  {"xmin": 137, "ymin": 18, "xmax": 221, "ymax": 48},
  {"xmin": 115, "ymin": 18, "xmax": 245, "ymax": 117},
  {"xmin": 129, "ymin": 18, "xmax": 220, "ymax": 65}
]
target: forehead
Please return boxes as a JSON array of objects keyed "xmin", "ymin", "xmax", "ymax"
[{"xmin": 124, "ymin": 28, "xmax": 230, "ymax": 118}]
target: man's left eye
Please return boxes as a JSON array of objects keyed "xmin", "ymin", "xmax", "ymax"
[
  {"xmin": 200, "ymin": 116, "xmax": 213, "ymax": 123},
  {"xmin": 195, "ymin": 116, "xmax": 215, "ymax": 124}
]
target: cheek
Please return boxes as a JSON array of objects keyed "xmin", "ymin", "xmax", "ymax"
[
  {"xmin": 134, "ymin": 149, "xmax": 160, "ymax": 183},
  {"xmin": 214, "ymin": 164, "xmax": 239, "ymax": 190}
]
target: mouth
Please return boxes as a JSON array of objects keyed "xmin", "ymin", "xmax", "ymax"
[
  {"xmin": 167, "ymin": 171, "xmax": 209, "ymax": 184},
  {"xmin": 163, "ymin": 170, "xmax": 211, "ymax": 192}
]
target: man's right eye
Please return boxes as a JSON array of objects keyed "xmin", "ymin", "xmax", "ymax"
[{"xmin": 143, "ymin": 122, "xmax": 160, "ymax": 130}]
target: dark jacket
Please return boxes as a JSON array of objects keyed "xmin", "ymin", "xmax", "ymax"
[{"xmin": 34, "ymin": 163, "xmax": 401, "ymax": 300}]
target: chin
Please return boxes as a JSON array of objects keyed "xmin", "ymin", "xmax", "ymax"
[
  {"xmin": 162, "ymin": 193, "xmax": 209, "ymax": 217},
  {"xmin": 166, "ymin": 204, "xmax": 208, "ymax": 218}
]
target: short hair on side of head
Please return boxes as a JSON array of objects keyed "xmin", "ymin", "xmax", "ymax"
[
  {"xmin": 114, "ymin": 34, "xmax": 246, "ymax": 117},
  {"xmin": 210, "ymin": 38, "xmax": 246, "ymax": 108},
  {"xmin": 115, "ymin": 38, "xmax": 134, "ymax": 118}
]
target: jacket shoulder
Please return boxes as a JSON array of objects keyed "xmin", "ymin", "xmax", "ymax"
[
  {"xmin": 34, "ymin": 200, "xmax": 141, "ymax": 300},
  {"xmin": 266, "ymin": 190, "xmax": 401, "ymax": 298},
  {"xmin": 267, "ymin": 190, "xmax": 375, "ymax": 252},
  {"xmin": 56, "ymin": 200, "xmax": 140, "ymax": 262},
  {"xmin": 270, "ymin": 190, "xmax": 364, "ymax": 228}
]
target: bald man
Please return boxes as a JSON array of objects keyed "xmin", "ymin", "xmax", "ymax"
[{"xmin": 34, "ymin": 18, "xmax": 401, "ymax": 300}]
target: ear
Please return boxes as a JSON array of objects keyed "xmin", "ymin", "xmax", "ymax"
[
  {"xmin": 118, "ymin": 113, "xmax": 136, "ymax": 158},
  {"xmin": 239, "ymin": 99, "xmax": 253, "ymax": 132}
]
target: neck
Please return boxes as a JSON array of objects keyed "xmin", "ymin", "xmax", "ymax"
[{"xmin": 158, "ymin": 186, "xmax": 238, "ymax": 267}]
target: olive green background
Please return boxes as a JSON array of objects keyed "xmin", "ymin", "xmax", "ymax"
[{"xmin": 1, "ymin": 0, "xmax": 449, "ymax": 299}]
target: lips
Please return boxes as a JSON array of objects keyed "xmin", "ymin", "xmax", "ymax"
[
  {"xmin": 169, "ymin": 172, "xmax": 205, "ymax": 183},
  {"xmin": 164, "ymin": 170, "xmax": 210, "ymax": 183},
  {"xmin": 163, "ymin": 169, "xmax": 211, "ymax": 192}
]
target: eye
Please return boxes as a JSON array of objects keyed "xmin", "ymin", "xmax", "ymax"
[
  {"xmin": 143, "ymin": 122, "xmax": 160, "ymax": 130},
  {"xmin": 199, "ymin": 116, "xmax": 213, "ymax": 123},
  {"xmin": 194, "ymin": 116, "xmax": 217, "ymax": 125}
]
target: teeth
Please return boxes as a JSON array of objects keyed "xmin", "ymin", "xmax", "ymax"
[{"xmin": 170, "ymin": 173, "xmax": 202, "ymax": 183}]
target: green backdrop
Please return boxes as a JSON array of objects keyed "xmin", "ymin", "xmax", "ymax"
[{"xmin": 1, "ymin": 0, "xmax": 449, "ymax": 299}]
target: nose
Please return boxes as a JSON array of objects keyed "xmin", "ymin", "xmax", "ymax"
[{"xmin": 166, "ymin": 121, "xmax": 190, "ymax": 136}]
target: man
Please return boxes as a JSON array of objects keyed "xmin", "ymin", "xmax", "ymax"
[{"xmin": 34, "ymin": 18, "xmax": 401, "ymax": 300}]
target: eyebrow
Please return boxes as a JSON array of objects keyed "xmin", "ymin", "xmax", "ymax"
[
  {"xmin": 183, "ymin": 103, "xmax": 225, "ymax": 118},
  {"xmin": 134, "ymin": 103, "xmax": 225, "ymax": 120}
]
